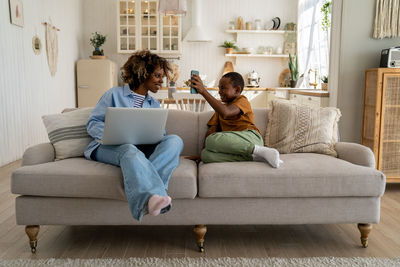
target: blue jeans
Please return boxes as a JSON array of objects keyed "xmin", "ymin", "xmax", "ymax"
[{"xmin": 93, "ymin": 135, "xmax": 183, "ymax": 221}]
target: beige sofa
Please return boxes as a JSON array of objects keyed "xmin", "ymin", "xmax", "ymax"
[{"xmin": 11, "ymin": 109, "xmax": 386, "ymax": 253}]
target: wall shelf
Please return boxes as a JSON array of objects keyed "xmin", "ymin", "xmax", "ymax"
[
  {"xmin": 225, "ymin": 30, "xmax": 293, "ymax": 34},
  {"xmin": 225, "ymin": 53, "xmax": 288, "ymax": 64}
]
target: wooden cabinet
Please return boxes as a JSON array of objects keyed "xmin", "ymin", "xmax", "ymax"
[
  {"xmin": 362, "ymin": 68, "xmax": 400, "ymax": 183},
  {"xmin": 117, "ymin": 0, "xmax": 182, "ymax": 54}
]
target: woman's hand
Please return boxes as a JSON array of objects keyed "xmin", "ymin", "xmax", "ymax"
[{"xmin": 190, "ymin": 74, "xmax": 206, "ymax": 94}]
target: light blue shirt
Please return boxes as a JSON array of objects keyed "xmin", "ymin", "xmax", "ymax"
[{"xmin": 84, "ymin": 84, "xmax": 161, "ymax": 159}]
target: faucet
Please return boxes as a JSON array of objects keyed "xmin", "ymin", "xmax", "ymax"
[{"xmin": 308, "ymin": 69, "xmax": 318, "ymax": 89}]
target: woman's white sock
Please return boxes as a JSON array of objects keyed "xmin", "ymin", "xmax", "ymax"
[{"xmin": 252, "ymin": 145, "xmax": 282, "ymax": 168}]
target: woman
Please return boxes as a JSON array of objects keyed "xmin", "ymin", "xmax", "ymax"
[{"xmin": 84, "ymin": 50, "xmax": 183, "ymax": 221}]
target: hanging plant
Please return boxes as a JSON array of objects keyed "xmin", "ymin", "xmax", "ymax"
[{"xmin": 321, "ymin": 1, "xmax": 332, "ymax": 32}]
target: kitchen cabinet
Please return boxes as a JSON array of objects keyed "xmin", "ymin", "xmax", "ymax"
[
  {"xmin": 362, "ymin": 68, "xmax": 400, "ymax": 183},
  {"xmin": 289, "ymin": 91, "xmax": 329, "ymax": 108},
  {"xmin": 117, "ymin": 0, "xmax": 182, "ymax": 54}
]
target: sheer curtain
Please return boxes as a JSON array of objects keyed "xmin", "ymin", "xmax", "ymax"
[{"xmin": 297, "ymin": 0, "xmax": 330, "ymax": 87}]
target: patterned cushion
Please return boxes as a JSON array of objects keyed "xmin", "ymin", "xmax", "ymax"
[
  {"xmin": 265, "ymin": 99, "xmax": 341, "ymax": 156},
  {"xmin": 42, "ymin": 108, "xmax": 93, "ymax": 160}
]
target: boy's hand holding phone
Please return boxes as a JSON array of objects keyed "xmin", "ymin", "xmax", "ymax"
[{"xmin": 190, "ymin": 73, "xmax": 206, "ymax": 94}]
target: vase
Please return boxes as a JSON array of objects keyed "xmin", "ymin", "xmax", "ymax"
[
  {"xmin": 321, "ymin": 83, "xmax": 328, "ymax": 91},
  {"xmin": 290, "ymin": 80, "xmax": 297, "ymax": 88},
  {"xmin": 168, "ymin": 82, "xmax": 176, "ymax": 99},
  {"xmin": 225, "ymin": 47, "xmax": 233, "ymax": 54}
]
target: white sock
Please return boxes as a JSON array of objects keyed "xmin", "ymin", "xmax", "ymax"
[
  {"xmin": 148, "ymin": 195, "xmax": 171, "ymax": 216},
  {"xmin": 252, "ymin": 145, "xmax": 283, "ymax": 168}
]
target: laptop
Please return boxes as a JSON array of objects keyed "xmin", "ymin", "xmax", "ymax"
[{"xmin": 102, "ymin": 107, "xmax": 168, "ymax": 145}]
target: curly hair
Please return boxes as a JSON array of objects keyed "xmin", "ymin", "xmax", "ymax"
[{"xmin": 121, "ymin": 50, "xmax": 172, "ymax": 89}]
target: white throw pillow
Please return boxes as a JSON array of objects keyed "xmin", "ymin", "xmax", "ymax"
[
  {"xmin": 265, "ymin": 99, "xmax": 341, "ymax": 157},
  {"xmin": 42, "ymin": 108, "xmax": 94, "ymax": 160}
]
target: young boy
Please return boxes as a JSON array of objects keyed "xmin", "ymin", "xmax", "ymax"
[{"xmin": 190, "ymin": 72, "xmax": 282, "ymax": 168}]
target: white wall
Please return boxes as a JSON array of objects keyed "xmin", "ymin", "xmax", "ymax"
[
  {"xmin": 0, "ymin": 0, "xmax": 84, "ymax": 166},
  {"xmin": 337, "ymin": 0, "xmax": 400, "ymax": 142},
  {"xmin": 82, "ymin": 0, "xmax": 297, "ymax": 88}
]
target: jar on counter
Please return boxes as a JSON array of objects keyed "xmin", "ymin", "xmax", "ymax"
[
  {"xmin": 255, "ymin": 19, "xmax": 261, "ymax": 30},
  {"xmin": 246, "ymin": 21, "xmax": 252, "ymax": 30},
  {"xmin": 237, "ymin": 17, "xmax": 243, "ymax": 30},
  {"xmin": 228, "ymin": 21, "xmax": 235, "ymax": 30}
]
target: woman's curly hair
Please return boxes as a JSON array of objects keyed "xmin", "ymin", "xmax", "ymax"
[{"xmin": 121, "ymin": 50, "xmax": 172, "ymax": 89}]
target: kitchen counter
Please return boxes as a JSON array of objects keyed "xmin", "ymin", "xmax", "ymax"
[{"xmin": 160, "ymin": 87, "xmax": 329, "ymax": 96}]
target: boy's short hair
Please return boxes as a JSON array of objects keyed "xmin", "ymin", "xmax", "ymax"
[{"xmin": 222, "ymin": 72, "xmax": 245, "ymax": 92}]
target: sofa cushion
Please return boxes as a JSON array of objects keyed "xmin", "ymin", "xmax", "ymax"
[
  {"xmin": 198, "ymin": 153, "xmax": 386, "ymax": 198},
  {"xmin": 42, "ymin": 108, "xmax": 94, "ymax": 160},
  {"xmin": 11, "ymin": 157, "xmax": 197, "ymax": 200},
  {"xmin": 265, "ymin": 100, "xmax": 341, "ymax": 157}
]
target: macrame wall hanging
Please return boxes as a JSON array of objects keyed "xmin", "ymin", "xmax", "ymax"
[
  {"xmin": 373, "ymin": 0, "xmax": 400, "ymax": 39},
  {"xmin": 43, "ymin": 20, "xmax": 60, "ymax": 76}
]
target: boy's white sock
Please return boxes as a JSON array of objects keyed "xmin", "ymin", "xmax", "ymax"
[{"xmin": 252, "ymin": 145, "xmax": 283, "ymax": 168}]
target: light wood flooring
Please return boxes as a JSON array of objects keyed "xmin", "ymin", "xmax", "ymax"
[{"xmin": 1, "ymin": 160, "xmax": 400, "ymax": 259}]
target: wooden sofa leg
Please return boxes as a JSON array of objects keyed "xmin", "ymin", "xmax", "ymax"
[
  {"xmin": 193, "ymin": 224, "xmax": 207, "ymax": 252},
  {"xmin": 25, "ymin": 225, "xmax": 40, "ymax": 253},
  {"xmin": 357, "ymin": 223, "xmax": 372, "ymax": 248}
]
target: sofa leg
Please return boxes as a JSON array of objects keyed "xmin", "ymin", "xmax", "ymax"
[
  {"xmin": 357, "ymin": 223, "xmax": 372, "ymax": 248},
  {"xmin": 25, "ymin": 225, "xmax": 40, "ymax": 253},
  {"xmin": 193, "ymin": 224, "xmax": 207, "ymax": 252}
]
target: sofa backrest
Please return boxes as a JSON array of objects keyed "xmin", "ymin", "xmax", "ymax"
[
  {"xmin": 165, "ymin": 109, "xmax": 270, "ymax": 156},
  {"xmin": 165, "ymin": 109, "xmax": 199, "ymax": 156}
]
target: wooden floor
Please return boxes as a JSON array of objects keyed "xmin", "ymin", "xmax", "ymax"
[{"xmin": 1, "ymin": 160, "xmax": 400, "ymax": 259}]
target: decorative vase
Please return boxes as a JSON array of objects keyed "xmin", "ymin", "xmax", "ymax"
[
  {"xmin": 321, "ymin": 83, "xmax": 328, "ymax": 91},
  {"xmin": 92, "ymin": 47, "xmax": 104, "ymax": 56},
  {"xmin": 225, "ymin": 47, "xmax": 233, "ymax": 54},
  {"xmin": 168, "ymin": 81, "xmax": 176, "ymax": 99},
  {"xmin": 290, "ymin": 80, "xmax": 297, "ymax": 88}
]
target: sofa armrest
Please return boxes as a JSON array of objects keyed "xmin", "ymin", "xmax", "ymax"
[
  {"xmin": 335, "ymin": 142, "xmax": 375, "ymax": 168},
  {"xmin": 22, "ymin": 143, "xmax": 55, "ymax": 166}
]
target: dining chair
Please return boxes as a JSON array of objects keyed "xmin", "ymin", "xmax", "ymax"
[{"xmin": 172, "ymin": 93, "xmax": 207, "ymax": 112}]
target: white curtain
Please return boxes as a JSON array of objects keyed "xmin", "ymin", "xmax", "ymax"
[
  {"xmin": 373, "ymin": 0, "xmax": 400, "ymax": 39},
  {"xmin": 297, "ymin": 0, "xmax": 330, "ymax": 86}
]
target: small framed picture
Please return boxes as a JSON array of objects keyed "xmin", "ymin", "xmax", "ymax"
[{"xmin": 9, "ymin": 0, "xmax": 24, "ymax": 27}]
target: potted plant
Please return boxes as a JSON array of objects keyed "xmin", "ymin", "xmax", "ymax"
[
  {"xmin": 321, "ymin": 75, "xmax": 328, "ymax": 91},
  {"xmin": 90, "ymin": 32, "xmax": 107, "ymax": 56},
  {"xmin": 219, "ymin": 41, "xmax": 238, "ymax": 54},
  {"xmin": 288, "ymin": 53, "xmax": 299, "ymax": 88}
]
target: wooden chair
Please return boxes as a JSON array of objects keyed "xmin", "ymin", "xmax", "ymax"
[{"xmin": 172, "ymin": 93, "xmax": 207, "ymax": 112}]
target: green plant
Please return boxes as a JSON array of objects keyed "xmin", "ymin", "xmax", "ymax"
[
  {"xmin": 90, "ymin": 32, "xmax": 107, "ymax": 49},
  {"xmin": 321, "ymin": 1, "xmax": 332, "ymax": 31},
  {"xmin": 219, "ymin": 41, "xmax": 238, "ymax": 50},
  {"xmin": 321, "ymin": 75, "xmax": 328, "ymax": 83},
  {"xmin": 288, "ymin": 53, "xmax": 299, "ymax": 81}
]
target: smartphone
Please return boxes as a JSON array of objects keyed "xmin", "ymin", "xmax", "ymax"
[{"xmin": 190, "ymin": 70, "xmax": 199, "ymax": 94}]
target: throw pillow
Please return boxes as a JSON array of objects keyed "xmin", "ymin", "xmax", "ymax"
[
  {"xmin": 265, "ymin": 99, "xmax": 341, "ymax": 157},
  {"xmin": 42, "ymin": 108, "xmax": 94, "ymax": 160}
]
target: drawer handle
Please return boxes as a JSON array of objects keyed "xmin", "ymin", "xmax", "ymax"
[
  {"xmin": 78, "ymin": 85, "xmax": 89, "ymax": 88},
  {"xmin": 308, "ymin": 97, "xmax": 312, "ymax": 100}
]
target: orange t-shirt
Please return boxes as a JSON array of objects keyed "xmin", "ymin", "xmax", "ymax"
[{"xmin": 207, "ymin": 95, "xmax": 261, "ymax": 134}]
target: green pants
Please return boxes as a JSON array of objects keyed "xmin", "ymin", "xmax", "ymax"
[{"xmin": 201, "ymin": 130, "xmax": 264, "ymax": 163}]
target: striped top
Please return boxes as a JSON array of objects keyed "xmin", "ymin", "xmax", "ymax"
[{"xmin": 133, "ymin": 93, "xmax": 146, "ymax": 108}]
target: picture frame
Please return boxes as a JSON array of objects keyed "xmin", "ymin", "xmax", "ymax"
[{"xmin": 9, "ymin": 0, "xmax": 24, "ymax": 27}]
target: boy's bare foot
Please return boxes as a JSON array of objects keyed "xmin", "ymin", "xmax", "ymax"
[
  {"xmin": 252, "ymin": 145, "xmax": 283, "ymax": 168},
  {"xmin": 148, "ymin": 195, "xmax": 171, "ymax": 216}
]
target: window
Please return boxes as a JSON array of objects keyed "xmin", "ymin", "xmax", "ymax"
[{"xmin": 297, "ymin": 0, "xmax": 331, "ymax": 87}]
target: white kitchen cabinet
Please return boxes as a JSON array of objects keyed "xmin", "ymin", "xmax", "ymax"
[
  {"xmin": 289, "ymin": 93, "xmax": 329, "ymax": 108},
  {"xmin": 117, "ymin": 0, "xmax": 182, "ymax": 54}
]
